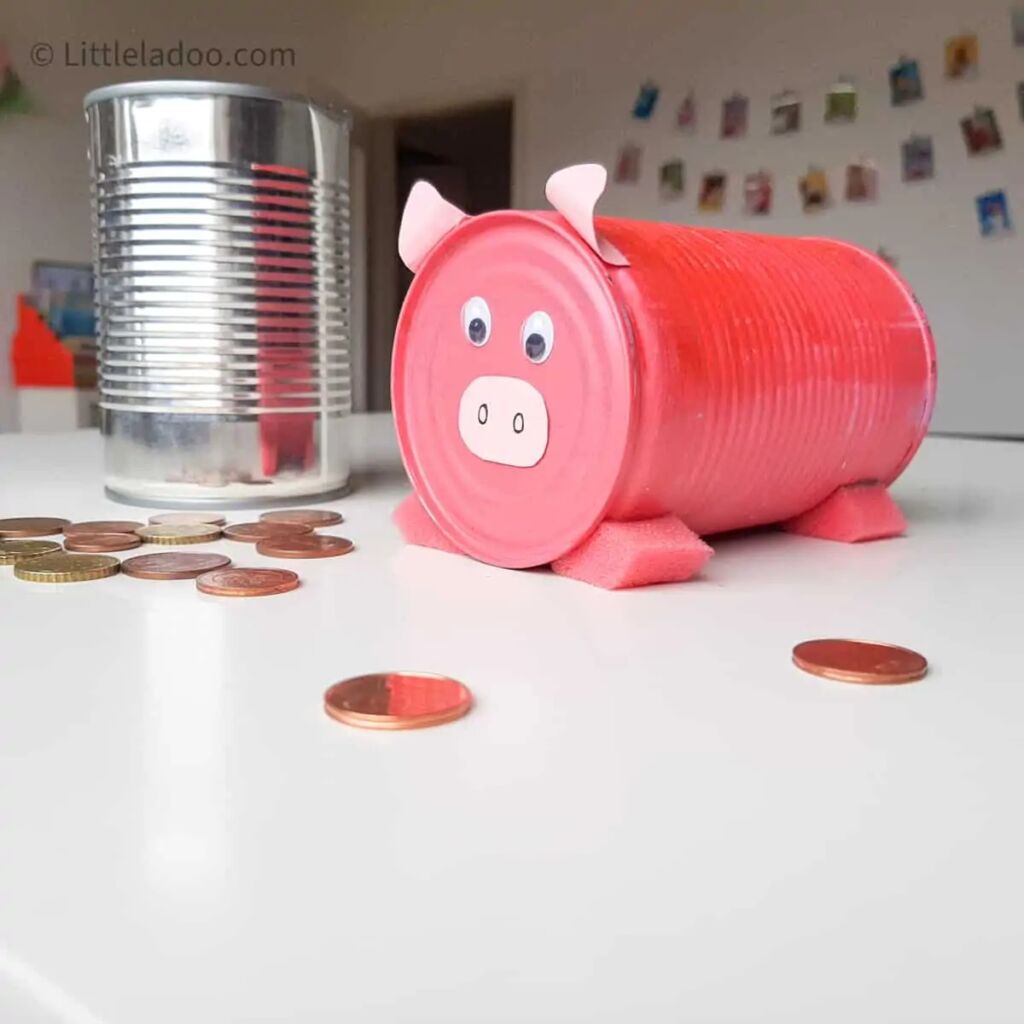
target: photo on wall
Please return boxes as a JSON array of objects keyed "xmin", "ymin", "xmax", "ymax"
[
  {"xmin": 845, "ymin": 160, "xmax": 878, "ymax": 202},
  {"xmin": 770, "ymin": 91, "xmax": 801, "ymax": 134},
  {"xmin": 889, "ymin": 57, "xmax": 924, "ymax": 105},
  {"xmin": 1013, "ymin": 7, "xmax": 1024, "ymax": 45},
  {"xmin": 945, "ymin": 34, "xmax": 979, "ymax": 79},
  {"xmin": 614, "ymin": 143, "xmax": 643, "ymax": 184},
  {"xmin": 743, "ymin": 171, "xmax": 773, "ymax": 215},
  {"xmin": 1017, "ymin": 82, "xmax": 1024, "ymax": 121},
  {"xmin": 799, "ymin": 166, "xmax": 830, "ymax": 212},
  {"xmin": 976, "ymin": 189, "xmax": 1012, "ymax": 237},
  {"xmin": 632, "ymin": 81, "xmax": 660, "ymax": 120},
  {"xmin": 676, "ymin": 91, "xmax": 696, "ymax": 132},
  {"xmin": 720, "ymin": 93, "xmax": 749, "ymax": 139},
  {"xmin": 0, "ymin": 43, "xmax": 29, "ymax": 116},
  {"xmin": 825, "ymin": 80, "xmax": 857, "ymax": 123},
  {"xmin": 901, "ymin": 135, "xmax": 934, "ymax": 182},
  {"xmin": 659, "ymin": 159, "xmax": 685, "ymax": 200},
  {"xmin": 698, "ymin": 172, "xmax": 727, "ymax": 212},
  {"xmin": 961, "ymin": 107, "xmax": 1003, "ymax": 156}
]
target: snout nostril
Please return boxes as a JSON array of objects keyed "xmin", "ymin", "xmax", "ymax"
[
  {"xmin": 477, "ymin": 403, "xmax": 488, "ymax": 425},
  {"xmin": 513, "ymin": 412, "xmax": 525, "ymax": 434}
]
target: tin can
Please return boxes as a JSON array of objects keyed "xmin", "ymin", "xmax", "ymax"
[
  {"xmin": 84, "ymin": 81, "xmax": 352, "ymax": 507},
  {"xmin": 391, "ymin": 169, "xmax": 936, "ymax": 572}
]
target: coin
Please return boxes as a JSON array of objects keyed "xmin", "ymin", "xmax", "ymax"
[
  {"xmin": 222, "ymin": 522, "xmax": 313, "ymax": 543},
  {"xmin": 196, "ymin": 567, "xmax": 300, "ymax": 597},
  {"xmin": 0, "ymin": 517, "xmax": 70, "ymax": 538},
  {"xmin": 255, "ymin": 535, "xmax": 354, "ymax": 558},
  {"xmin": 63, "ymin": 520, "xmax": 144, "ymax": 536},
  {"xmin": 792, "ymin": 639, "xmax": 928, "ymax": 685},
  {"xmin": 148, "ymin": 511, "xmax": 227, "ymax": 527},
  {"xmin": 64, "ymin": 533, "xmax": 142, "ymax": 553},
  {"xmin": 14, "ymin": 553, "xmax": 120, "ymax": 583},
  {"xmin": 135, "ymin": 524, "xmax": 223, "ymax": 545},
  {"xmin": 324, "ymin": 672, "xmax": 473, "ymax": 730},
  {"xmin": 259, "ymin": 509, "xmax": 344, "ymax": 527},
  {"xmin": 0, "ymin": 539, "xmax": 63, "ymax": 564},
  {"xmin": 121, "ymin": 552, "xmax": 232, "ymax": 580}
]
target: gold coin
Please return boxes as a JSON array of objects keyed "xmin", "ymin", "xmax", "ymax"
[
  {"xmin": 135, "ymin": 524, "xmax": 222, "ymax": 545},
  {"xmin": 148, "ymin": 511, "xmax": 227, "ymax": 527},
  {"xmin": 14, "ymin": 553, "xmax": 120, "ymax": 583},
  {"xmin": 0, "ymin": 539, "xmax": 63, "ymax": 565}
]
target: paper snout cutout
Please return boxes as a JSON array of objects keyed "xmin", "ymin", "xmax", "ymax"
[
  {"xmin": 398, "ymin": 181, "xmax": 467, "ymax": 272},
  {"xmin": 544, "ymin": 164, "xmax": 630, "ymax": 266}
]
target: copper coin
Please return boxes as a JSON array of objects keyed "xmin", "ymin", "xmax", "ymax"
[
  {"xmin": 148, "ymin": 511, "xmax": 227, "ymax": 527},
  {"xmin": 255, "ymin": 534, "xmax": 354, "ymax": 558},
  {"xmin": 64, "ymin": 520, "xmax": 144, "ymax": 536},
  {"xmin": 222, "ymin": 522, "xmax": 313, "ymax": 543},
  {"xmin": 64, "ymin": 532, "xmax": 142, "ymax": 553},
  {"xmin": 324, "ymin": 672, "xmax": 473, "ymax": 730},
  {"xmin": 196, "ymin": 567, "xmax": 300, "ymax": 597},
  {"xmin": 259, "ymin": 509, "xmax": 344, "ymax": 527},
  {"xmin": 122, "ymin": 552, "xmax": 232, "ymax": 580},
  {"xmin": 792, "ymin": 639, "xmax": 928, "ymax": 685},
  {"xmin": 0, "ymin": 517, "xmax": 70, "ymax": 538}
]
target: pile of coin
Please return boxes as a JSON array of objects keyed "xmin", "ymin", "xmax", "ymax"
[{"xmin": 0, "ymin": 509, "xmax": 353, "ymax": 597}]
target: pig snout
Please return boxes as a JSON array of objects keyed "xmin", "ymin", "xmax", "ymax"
[{"xmin": 457, "ymin": 375, "xmax": 549, "ymax": 468}]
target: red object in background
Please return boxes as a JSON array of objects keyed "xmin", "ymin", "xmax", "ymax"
[{"xmin": 10, "ymin": 294, "xmax": 75, "ymax": 387}]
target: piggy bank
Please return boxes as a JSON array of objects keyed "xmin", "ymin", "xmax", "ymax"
[{"xmin": 391, "ymin": 164, "xmax": 936, "ymax": 589}]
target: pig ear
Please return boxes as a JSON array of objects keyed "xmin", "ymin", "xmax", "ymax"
[
  {"xmin": 398, "ymin": 181, "xmax": 468, "ymax": 272},
  {"xmin": 545, "ymin": 164, "xmax": 629, "ymax": 267}
]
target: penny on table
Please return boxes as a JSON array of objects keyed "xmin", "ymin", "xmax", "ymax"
[
  {"xmin": 121, "ymin": 552, "xmax": 232, "ymax": 580},
  {"xmin": 255, "ymin": 534, "xmax": 354, "ymax": 558},
  {"xmin": 222, "ymin": 522, "xmax": 313, "ymax": 543},
  {"xmin": 0, "ymin": 517, "xmax": 71, "ymax": 538},
  {"xmin": 196, "ymin": 567, "xmax": 300, "ymax": 597},
  {"xmin": 259, "ymin": 509, "xmax": 344, "ymax": 527},
  {"xmin": 64, "ymin": 532, "xmax": 142, "ymax": 553},
  {"xmin": 792, "ymin": 638, "xmax": 928, "ymax": 685},
  {"xmin": 148, "ymin": 511, "xmax": 228, "ymax": 527},
  {"xmin": 63, "ymin": 520, "xmax": 144, "ymax": 536},
  {"xmin": 0, "ymin": 539, "xmax": 62, "ymax": 564},
  {"xmin": 324, "ymin": 672, "xmax": 473, "ymax": 730}
]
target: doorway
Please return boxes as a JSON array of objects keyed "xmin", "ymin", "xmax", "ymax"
[{"xmin": 365, "ymin": 99, "xmax": 514, "ymax": 410}]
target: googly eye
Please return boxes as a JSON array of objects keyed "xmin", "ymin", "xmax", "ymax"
[
  {"xmin": 522, "ymin": 310, "xmax": 554, "ymax": 364},
  {"xmin": 461, "ymin": 296, "xmax": 491, "ymax": 346}
]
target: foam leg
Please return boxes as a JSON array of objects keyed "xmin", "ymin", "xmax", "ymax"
[
  {"xmin": 393, "ymin": 494, "xmax": 463, "ymax": 554},
  {"xmin": 551, "ymin": 516, "xmax": 713, "ymax": 590},
  {"xmin": 783, "ymin": 482, "xmax": 906, "ymax": 543}
]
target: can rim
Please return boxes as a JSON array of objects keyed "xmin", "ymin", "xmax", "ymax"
[{"xmin": 83, "ymin": 79, "xmax": 351, "ymax": 125}]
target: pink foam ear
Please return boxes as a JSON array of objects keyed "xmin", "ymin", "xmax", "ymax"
[
  {"xmin": 783, "ymin": 483, "xmax": 907, "ymax": 542},
  {"xmin": 398, "ymin": 181, "xmax": 467, "ymax": 272},
  {"xmin": 545, "ymin": 164, "xmax": 630, "ymax": 266}
]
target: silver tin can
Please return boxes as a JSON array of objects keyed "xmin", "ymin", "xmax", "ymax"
[{"xmin": 84, "ymin": 81, "xmax": 352, "ymax": 507}]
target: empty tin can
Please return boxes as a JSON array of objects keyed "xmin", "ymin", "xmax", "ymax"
[{"xmin": 84, "ymin": 81, "xmax": 352, "ymax": 507}]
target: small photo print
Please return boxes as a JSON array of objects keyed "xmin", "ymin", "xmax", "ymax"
[
  {"xmin": 743, "ymin": 171, "xmax": 773, "ymax": 215},
  {"xmin": 1018, "ymin": 82, "xmax": 1024, "ymax": 121},
  {"xmin": 676, "ymin": 91, "xmax": 696, "ymax": 132},
  {"xmin": 613, "ymin": 143, "xmax": 642, "ymax": 184},
  {"xmin": 770, "ymin": 92, "xmax": 801, "ymax": 134},
  {"xmin": 889, "ymin": 58, "xmax": 924, "ymax": 106},
  {"xmin": 698, "ymin": 172, "xmax": 727, "ymax": 212},
  {"xmin": 1013, "ymin": 7, "xmax": 1024, "ymax": 46},
  {"xmin": 720, "ymin": 94, "xmax": 749, "ymax": 139},
  {"xmin": 961, "ymin": 107, "xmax": 1003, "ymax": 156},
  {"xmin": 799, "ymin": 166, "xmax": 830, "ymax": 212},
  {"xmin": 632, "ymin": 81, "xmax": 660, "ymax": 120},
  {"xmin": 901, "ymin": 135, "xmax": 934, "ymax": 182},
  {"xmin": 945, "ymin": 34, "xmax": 978, "ymax": 79},
  {"xmin": 976, "ymin": 189, "xmax": 1012, "ymax": 237},
  {"xmin": 845, "ymin": 160, "xmax": 878, "ymax": 202},
  {"xmin": 659, "ymin": 159, "xmax": 685, "ymax": 200},
  {"xmin": 825, "ymin": 80, "xmax": 857, "ymax": 123}
]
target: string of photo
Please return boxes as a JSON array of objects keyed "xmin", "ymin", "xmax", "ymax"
[{"xmin": 619, "ymin": 26, "xmax": 1019, "ymax": 246}]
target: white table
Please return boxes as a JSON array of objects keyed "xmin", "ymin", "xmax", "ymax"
[{"xmin": 0, "ymin": 415, "xmax": 1021, "ymax": 1024}]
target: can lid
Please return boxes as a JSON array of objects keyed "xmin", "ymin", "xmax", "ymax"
[
  {"xmin": 392, "ymin": 211, "xmax": 635, "ymax": 569},
  {"xmin": 83, "ymin": 80, "xmax": 351, "ymax": 125}
]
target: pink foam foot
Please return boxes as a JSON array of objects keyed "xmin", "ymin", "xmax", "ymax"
[
  {"xmin": 393, "ymin": 494, "xmax": 463, "ymax": 554},
  {"xmin": 551, "ymin": 515, "xmax": 713, "ymax": 590},
  {"xmin": 783, "ymin": 482, "xmax": 907, "ymax": 543}
]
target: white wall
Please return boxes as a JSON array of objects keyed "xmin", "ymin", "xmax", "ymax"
[{"xmin": 2, "ymin": 0, "xmax": 1021, "ymax": 435}]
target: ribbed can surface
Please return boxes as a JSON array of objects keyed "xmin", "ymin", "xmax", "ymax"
[{"xmin": 84, "ymin": 81, "xmax": 352, "ymax": 507}]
